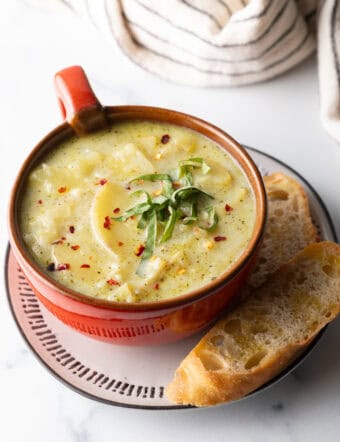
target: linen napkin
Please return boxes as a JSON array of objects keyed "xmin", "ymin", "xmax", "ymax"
[{"xmin": 27, "ymin": 0, "xmax": 340, "ymax": 142}]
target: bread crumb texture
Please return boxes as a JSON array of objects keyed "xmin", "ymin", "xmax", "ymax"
[{"xmin": 244, "ymin": 173, "xmax": 317, "ymax": 293}]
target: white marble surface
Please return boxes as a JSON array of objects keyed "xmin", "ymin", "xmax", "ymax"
[{"xmin": 1, "ymin": 1, "xmax": 340, "ymax": 441}]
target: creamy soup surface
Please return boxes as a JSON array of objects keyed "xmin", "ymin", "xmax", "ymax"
[{"xmin": 20, "ymin": 121, "xmax": 256, "ymax": 302}]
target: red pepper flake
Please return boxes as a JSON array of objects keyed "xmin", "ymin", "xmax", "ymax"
[
  {"xmin": 107, "ymin": 279, "xmax": 120, "ymax": 286},
  {"xmin": 71, "ymin": 245, "xmax": 80, "ymax": 251},
  {"xmin": 135, "ymin": 244, "xmax": 145, "ymax": 257},
  {"xmin": 37, "ymin": 199, "xmax": 43, "ymax": 205},
  {"xmin": 125, "ymin": 185, "xmax": 131, "ymax": 191},
  {"xmin": 58, "ymin": 186, "xmax": 67, "ymax": 193},
  {"xmin": 118, "ymin": 241, "xmax": 124, "ymax": 246},
  {"xmin": 130, "ymin": 215, "xmax": 136, "ymax": 220},
  {"xmin": 56, "ymin": 263, "xmax": 70, "ymax": 271},
  {"xmin": 161, "ymin": 134, "xmax": 170, "ymax": 144},
  {"xmin": 69, "ymin": 225, "xmax": 75, "ymax": 234},
  {"xmin": 52, "ymin": 237, "xmax": 66, "ymax": 245},
  {"xmin": 172, "ymin": 182, "xmax": 181, "ymax": 189},
  {"xmin": 224, "ymin": 204, "xmax": 234, "ymax": 212},
  {"xmin": 103, "ymin": 216, "xmax": 111, "ymax": 230},
  {"xmin": 95, "ymin": 178, "xmax": 108, "ymax": 186},
  {"xmin": 154, "ymin": 283, "xmax": 160, "ymax": 290},
  {"xmin": 80, "ymin": 264, "xmax": 90, "ymax": 268},
  {"xmin": 113, "ymin": 208, "xmax": 120, "ymax": 214},
  {"xmin": 214, "ymin": 236, "xmax": 227, "ymax": 242},
  {"xmin": 46, "ymin": 263, "xmax": 55, "ymax": 271}
]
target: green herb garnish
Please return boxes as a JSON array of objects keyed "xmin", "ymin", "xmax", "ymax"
[
  {"xmin": 130, "ymin": 174, "xmax": 172, "ymax": 184},
  {"xmin": 160, "ymin": 206, "xmax": 177, "ymax": 243},
  {"xmin": 178, "ymin": 158, "xmax": 210, "ymax": 185},
  {"xmin": 199, "ymin": 206, "xmax": 218, "ymax": 231},
  {"xmin": 112, "ymin": 158, "xmax": 218, "ymax": 273}
]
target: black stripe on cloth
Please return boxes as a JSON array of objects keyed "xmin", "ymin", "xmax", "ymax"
[
  {"xmin": 104, "ymin": 0, "xmax": 165, "ymax": 81},
  {"xmin": 331, "ymin": 0, "xmax": 340, "ymax": 84},
  {"xmin": 124, "ymin": 6, "xmax": 300, "ymax": 63},
  {"xmin": 215, "ymin": 0, "xmax": 232, "ymax": 16},
  {"xmin": 181, "ymin": 0, "xmax": 223, "ymax": 29},
  {"xmin": 132, "ymin": 0, "xmax": 290, "ymax": 48},
  {"xmin": 305, "ymin": 9, "xmax": 317, "ymax": 19},
  {"xmin": 106, "ymin": 0, "xmax": 311, "ymax": 83},
  {"xmin": 124, "ymin": 22, "xmax": 311, "ymax": 77},
  {"xmin": 232, "ymin": 0, "xmax": 274, "ymax": 22}
]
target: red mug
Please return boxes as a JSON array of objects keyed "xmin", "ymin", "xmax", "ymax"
[{"xmin": 8, "ymin": 66, "xmax": 267, "ymax": 345}]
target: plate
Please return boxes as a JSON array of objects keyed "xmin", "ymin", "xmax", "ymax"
[{"xmin": 5, "ymin": 147, "xmax": 337, "ymax": 409}]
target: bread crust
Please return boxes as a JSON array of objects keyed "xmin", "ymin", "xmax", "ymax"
[
  {"xmin": 166, "ymin": 341, "xmax": 309, "ymax": 406},
  {"xmin": 166, "ymin": 242, "xmax": 340, "ymax": 407}
]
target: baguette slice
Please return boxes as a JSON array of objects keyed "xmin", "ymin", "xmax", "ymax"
[
  {"xmin": 166, "ymin": 242, "xmax": 340, "ymax": 407},
  {"xmin": 245, "ymin": 172, "xmax": 317, "ymax": 293}
]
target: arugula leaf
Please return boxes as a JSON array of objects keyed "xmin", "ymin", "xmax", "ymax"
[
  {"xmin": 178, "ymin": 158, "xmax": 211, "ymax": 186},
  {"xmin": 179, "ymin": 200, "xmax": 198, "ymax": 224},
  {"xmin": 111, "ymin": 202, "xmax": 152, "ymax": 222},
  {"xmin": 178, "ymin": 165, "xmax": 193, "ymax": 186},
  {"xmin": 171, "ymin": 186, "xmax": 213, "ymax": 204},
  {"xmin": 130, "ymin": 174, "xmax": 174, "ymax": 200},
  {"xmin": 131, "ymin": 189, "xmax": 152, "ymax": 205},
  {"xmin": 112, "ymin": 157, "xmax": 220, "ymax": 273},
  {"xmin": 162, "ymin": 179, "xmax": 174, "ymax": 198},
  {"xmin": 129, "ymin": 174, "xmax": 172, "ymax": 184},
  {"xmin": 137, "ymin": 211, "xmax": 148, "ymax": 229},
  {"xmin": 199, "ymin": 206, "xmax": 219, "ymax": 231},
  {"xmin": 180, "ymin": 158, "xmax": 211, "ymax": 175},
  {"xmin": 141, "ymin": 210, "xmax": 157, "ymax": 261},
  {"xmin": 157, "ymin": 206, "xmax": 170, "ymax": 223},
  {"xmin": 152, "ymin": 195, "xmax": 169, "ymax": 208},
  {"xmin": 160, "ymin": 206, "xmax": 177, "ymax": 243}
]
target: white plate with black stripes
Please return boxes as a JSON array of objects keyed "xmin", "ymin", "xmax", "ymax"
[{"xmin": 5, "ymin": 147, "xmax": 337, "ymax": 409}]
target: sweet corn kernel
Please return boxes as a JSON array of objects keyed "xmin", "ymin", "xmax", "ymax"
[
  {"xmin": 205, "ymin": 241, "xmax": 214, "ymax": 250},
  {"xmin": 177, "ymin": 268, "xmax": 186, "ymax": 275},
  {"xmin": 153, "ymin": 189, "xmax": 162, "ymax": 196},
  {"xmin": 154, "ymin": 153, "xmax": 162, "ymax": 160},
  {"xmin": 238, "ymin": 187, "xmax": 248, "ymax": 201}
]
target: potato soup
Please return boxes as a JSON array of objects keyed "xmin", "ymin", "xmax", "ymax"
[{"xmin": 20, "ymin": 121, "xmax": 256, "ymax": 302}]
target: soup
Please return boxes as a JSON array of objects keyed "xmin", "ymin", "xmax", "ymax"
[{"xmin": 20, "ymin": 121, "xmax": 256, "ymax": 302}]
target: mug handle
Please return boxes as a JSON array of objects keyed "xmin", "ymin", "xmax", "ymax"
[{"xmin": 54, "ymin": 66, "xmax": 108, "ymax": 135}]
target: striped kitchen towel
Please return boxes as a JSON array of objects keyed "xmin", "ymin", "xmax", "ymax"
[{"xmin": 27, "ymin": 0, "xmax": 340, "ymax": 142}]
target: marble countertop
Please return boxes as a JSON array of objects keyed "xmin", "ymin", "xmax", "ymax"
[{"xmin": 1, "ymin": 1, "xmax": 340, "ymax": 441}]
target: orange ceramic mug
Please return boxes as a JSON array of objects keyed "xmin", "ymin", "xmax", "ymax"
[{"xmin": 8, "ymin": 66, "xmax": 267, "ymax": 345}]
